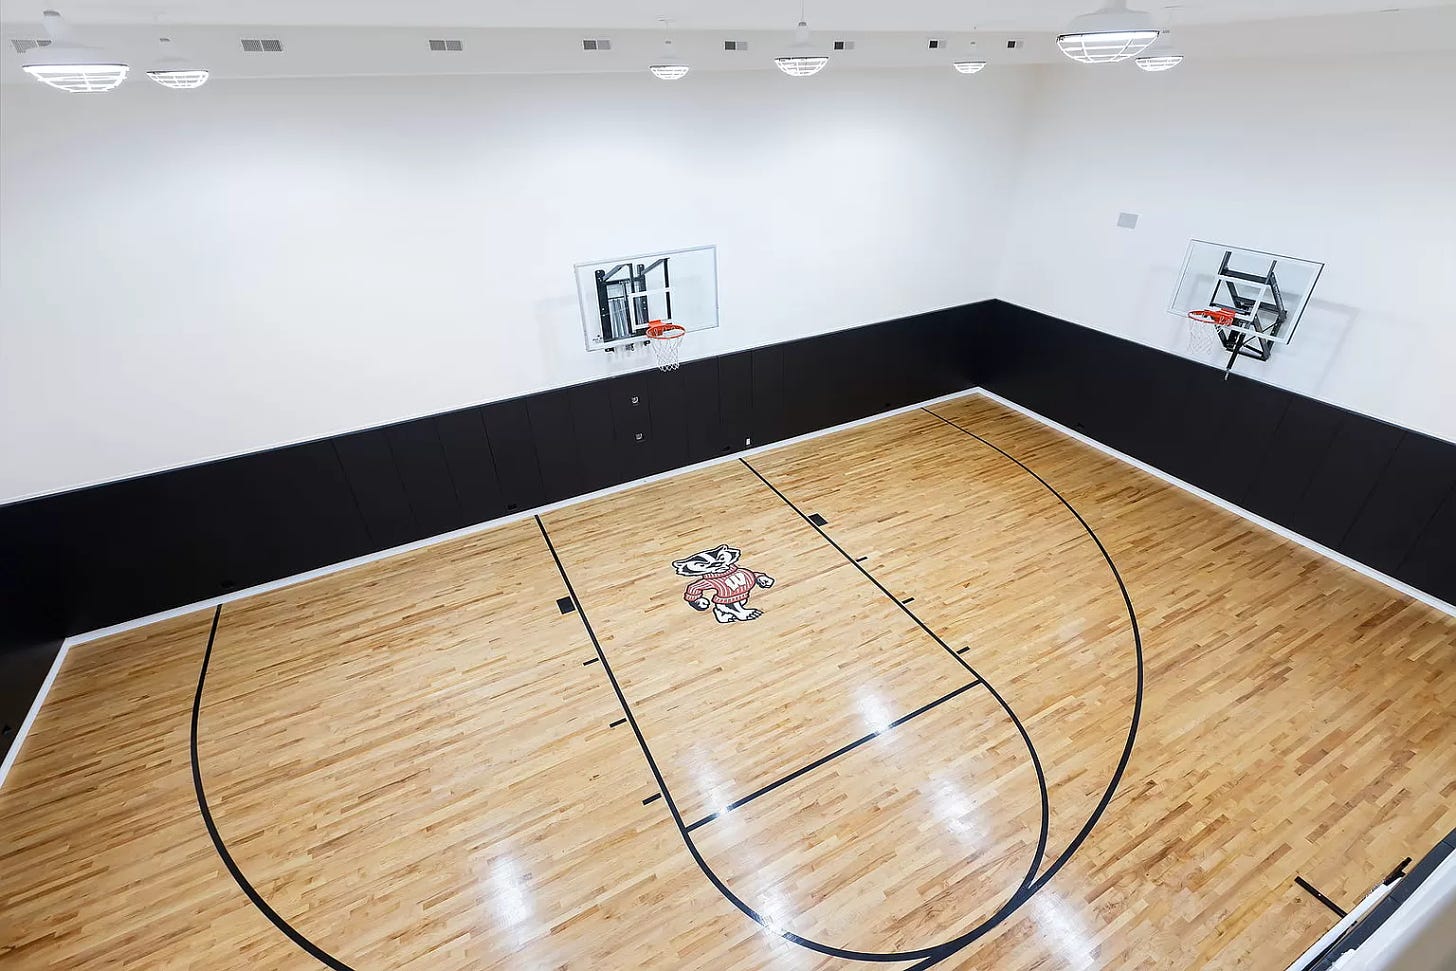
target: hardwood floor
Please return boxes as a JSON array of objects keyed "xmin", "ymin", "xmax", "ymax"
[{"xmin": 2, "ymin": 393, "xmax": 1452, "ymax": 970}]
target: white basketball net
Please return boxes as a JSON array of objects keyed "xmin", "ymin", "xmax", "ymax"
[
  {"xmin": 1186, "ymin": 314, "xmax": 1224, "ymax": 360},
  {"xmin": 647, "ymin": 326, "xmax": 684, "ymax": 372}
]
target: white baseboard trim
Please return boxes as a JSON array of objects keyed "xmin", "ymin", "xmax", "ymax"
[
  {"xmin": 8, "ymin": 383, "xmax": 1449, "ymax": 791},
  {"xmin": 0, "ymin": 389, "xmax": 969, "ymax": 791},
  {"xmin": 60, "ymin": 387, "xmax": 977, "ymax": 650},
  {"xmin": 969, "ymin": 389, "xmax": 1456, "ymax": 619}
]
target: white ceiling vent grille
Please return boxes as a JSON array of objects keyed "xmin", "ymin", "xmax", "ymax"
[
  {"xmin": 10, "ymin": 38, "xmax": 52, "ymax": 54},
  {"xmin": 724, "ymin": 40, "xmax": 748, "ymax": 51},
  {"xmin": 241, "ymin": 38, "xmax": 283, "ymax": 53},
  {"xmin": 428, "ymin": 39, "xmax": 463, "ymax": 52},
  {"xmin": 581, "ymin": 38, "xmax": 612, "ymax": 51}
]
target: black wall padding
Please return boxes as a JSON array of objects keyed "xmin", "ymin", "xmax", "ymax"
[
  {"xmin": 981, "ymin": 302, "xmax": 1456, "ymax": 607},
  {"xmin": 0, "ymin": 304, "xmax": 986, "ymax": 652}
]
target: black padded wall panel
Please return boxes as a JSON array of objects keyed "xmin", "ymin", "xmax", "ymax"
[
  {"xmin": 527, "ymin": 393, "xmax": 586, "ymax": 503},
  {"xmin": 0, "ymin": 302, "xmax": 992, "ymax": 663},
  {"xmin": 982, "ymin": 302, "xmax": 1456, "ymax": 606},
  {"xmin": 387, "ymin": 420, "xmax": 467, "ymax": 538},
  {"xmin": 1341, "ymin": 433, "xmax": 1456, "ymax": 577},
  {"xmin": 434, "ymin": 408, "xmax": 506, "ymax": 523},
  {"xmin": 481, "ymin": 399, "xmax": 546, "ymax": 513}
]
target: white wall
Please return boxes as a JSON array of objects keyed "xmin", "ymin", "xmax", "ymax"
[
  {"xmin": 0, "ymin": 68, "xmax": 1032, "ymax": 503},
  {"xmin": 997, "ymin": 52, "xmax": 1456, "ymax": 445}
]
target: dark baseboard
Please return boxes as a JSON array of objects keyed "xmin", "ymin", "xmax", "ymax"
[
  {"xmin": 982, "ymin": 301, "xmax": 1456, "ymax": 607},
  {"xmin": 0, "ymin": 302, "xmax": 989, "ymax": 651}
]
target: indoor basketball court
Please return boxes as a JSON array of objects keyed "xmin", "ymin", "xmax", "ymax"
[{"xmin": 2, "ymin": 3, "xmax": 1454, "ymax": 970}]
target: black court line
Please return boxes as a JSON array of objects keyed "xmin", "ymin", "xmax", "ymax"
[
  {"xmin": 583, "ymin": 657, "xmax": 599, "ymax": 666},
  {"xmin": 956, "ymin": 646, "xmax": 971, "ymax": 655},
  {"xmin": 1295, "ymin": 876, "xmax": 1349, "ymax": 917},
  {"xmin": 610, "ymin": 717, "xmax": 627, "ymax": 728},
  {"xmin": 191, "ymin": 606, "xmax": 358, "ymax": 971},
  {"xmin": 642, "ymin": 792, "xmax": 663, "ymax": 805},
  {"xmin": 685, "ymin": 679, "xmax": 981, "ymax": 833},
  {"xmin": 738, "ymin": 461, "xmax": 1057, "ymax": 963},
  {"xmin": 536, "ymin": 514, "xmax": 1046, "ymax": 964},
  {"xmin": 922, "ymin": 406, "xmax": 1144, "ymax": 900}
]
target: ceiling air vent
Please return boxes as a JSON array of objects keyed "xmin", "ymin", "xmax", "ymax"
[
  {"xmin": 1006, "ymin": 39, "xmax": 1023, "ymax": 49},
  {"xmin": 241, "ymin": 38, "xmax": 284, "ymax": 53},
  {"xmin": 10, "ymin": 38, "xmax": 51, "ymax": 53},
  {"xmin": 581, "ymin": 38, "xmax": 612, "ymax": 51},
  {"xmin": 724, "ymin": 40, "xmax": 749, "ymax": 51},
  {"xmin": 927, "ymin": 38, "xmax": 944, "ymax": 49},
  {"xmin": 833, "ymin": 40, "xmax": 856, "ymax": 51},
  {"xmin": 429, "ymin": 39, "xmax": 464, "ymax": 52}
]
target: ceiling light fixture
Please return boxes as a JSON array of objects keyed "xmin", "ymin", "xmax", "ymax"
[
  {"xmin": 953, "ymin": 61, "xmax": 987, "ymax": 74},
  {"xmin": 21, "ymin": 9, "xmax": 128, "ymax": 92},
  {"xmin": 775, "ymin": 1, "xmax": 828, "ymax": 77},
  {"xmin": 1135, "ymin": 24, "xmax": 1183, "ymax": 71},
  {"xmin": 1057, "ymin": 1, "xmax": 1159, "ymax": 64},
  {"xmin": 147, "ymin": 36, "xmax": 209, "ymax": 88},
  {"xmin": 649, "ymin": 19, "xmax": 689, "ymax": 80}
]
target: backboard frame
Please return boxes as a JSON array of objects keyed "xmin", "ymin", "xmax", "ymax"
[
  {"xmin": 1168, "ymin": 239, "xmax": 1325, "ymax": 349},
  {"xmin": 575, "ymin": 244, "xmax": 720, "ymax": 352}
]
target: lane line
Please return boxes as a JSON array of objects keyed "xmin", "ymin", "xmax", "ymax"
[{"xmin": 684, "ymin": 679, "xmax": 981, "ymax": 833}]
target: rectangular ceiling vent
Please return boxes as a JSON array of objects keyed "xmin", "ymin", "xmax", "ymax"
[
  {"xmin": 241, "ymin": 38, "xmax": 284, "ymax": 53},
  {"xmin": 927, "ymin": 38, "xmax": 944, "ymax": 49},
  {"xmin": 1006, "ymin": 39, "xmax": 1023, "ymax": 49},
  {"xmin": 724, "ymin": 40, "xmax": 749, "ymax": 51},
  {"xmin": 833, "ymin": 40, "xmax": 856, "ymax": 51},
  {"xmin": 581, "ymin": 38, "xmax": 612, "ymax": 51},
  {"xmin": 428, "ymin": 39, "xmax": 464, "ymax": 52},
  {"xmin": 10, "ymin": 38, "xmax": 51, "ymax": 53}
]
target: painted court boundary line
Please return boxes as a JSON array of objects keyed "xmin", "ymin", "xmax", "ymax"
[
  {"xmin": 683, "ymin": 678, "xmax": 983, "ymax": 834},
  {"xmin": 969, "ymin": 389, "xmax": 1456, "ymax": 619},
  {"xmin": 0, "ymin": 390, "xmax": 972, "ymax": 793},
  {"xmin": 537, "ymin": 497, "xmax": 1049, "ymax": 966}
]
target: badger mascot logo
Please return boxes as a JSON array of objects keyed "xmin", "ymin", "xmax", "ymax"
[{"xmin": 672, "ymin": 544, "xmax": 775, "ymax": 624}]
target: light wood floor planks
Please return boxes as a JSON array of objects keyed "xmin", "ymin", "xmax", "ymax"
[{"xmin": 2, "ymin": 393, "xmax": 1453, "ymax": 970}]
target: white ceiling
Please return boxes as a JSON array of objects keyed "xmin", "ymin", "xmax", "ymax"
[{"xmin": 7, "ymin": 0, "xmax": 1456, "ymax": 31}]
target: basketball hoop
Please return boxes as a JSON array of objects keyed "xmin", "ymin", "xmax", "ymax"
[
  {"xmin": 1186, "ymin": 307, "xmax": 1235, "ymax": 358},
  {"xmin": 645, "ymin": 320, "xmax": 685, "ymax": 372}
]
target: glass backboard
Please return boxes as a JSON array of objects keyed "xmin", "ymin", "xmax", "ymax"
[
  {"xmin": 1168, "ymin": 240, "xmax": 1324, "ymax": 347},
  {"xmin": 576, "ymin": 244, "xmax": 719, "ymax": 352}
]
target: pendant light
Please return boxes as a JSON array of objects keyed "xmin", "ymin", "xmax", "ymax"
[
  {"xmin": 953, "ymin": 61, "xmax": 987, "ymax": 74},
  {"xmin": 774, "ymin": 1, "xmax": 829, "ymax": 77},
  {"xmin": 21, "ymin": 9, "xmax": 129, "ymax": 92},
  {"xmin": 649, "ymin": 19, "xmax": 689, "ymax": 80},
  {"xmin": 147, "ymin": 36, "xmax": 210, "ymax": 89},
  {"xmin": 1057, "ymin": 1, "xmax": 1159, "ymax": 64},
  {"xmin": 1135, "ymin": 22, "xmax": 1183, "ymax": 72}
]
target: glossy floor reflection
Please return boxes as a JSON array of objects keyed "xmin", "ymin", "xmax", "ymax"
[{"xmin": 2, "ymin": 394, "xmax": 1454, "ymax": 970}]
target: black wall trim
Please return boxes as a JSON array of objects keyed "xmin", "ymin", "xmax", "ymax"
[
  {"xmin": 981, "ymin": 302, "xmax": 1456, "ymax": 608},
  {"xmin": 0, "ymin": 304, "xmax": 987, "ymax": 659}
]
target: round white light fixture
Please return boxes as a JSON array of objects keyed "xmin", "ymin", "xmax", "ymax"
[
  {"xmin": 1135, "ymin": 54, "xmax": 1182, "ymax": 71},
  {"xmin": 1134, "ymin": 28, "xmax": 1183, "ymax": 72},
  {"xmin": 649, "ymin": 21, "xmax": 689, "ymax": 80},
  {"xmin": 148, "ymin": 37, "xmax": 210, "ymax": 88},
  {"xmin": 1057, "ymin": 1, "xmax": 1160, "ymax": 64},
  {"xmin": 775, "ymin": 4, "xmax": 828, "ymax": 77},
  {"xmin": 21, "ymin": 10, "xmax": 128, "ymax": 92},
  {"xmin": 953, "ymin": 61, "xmax": 987, "ymax": 74},
  {"xmin": 775, "ymin": 54, "xmax": 829, "ymax": 77}
]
